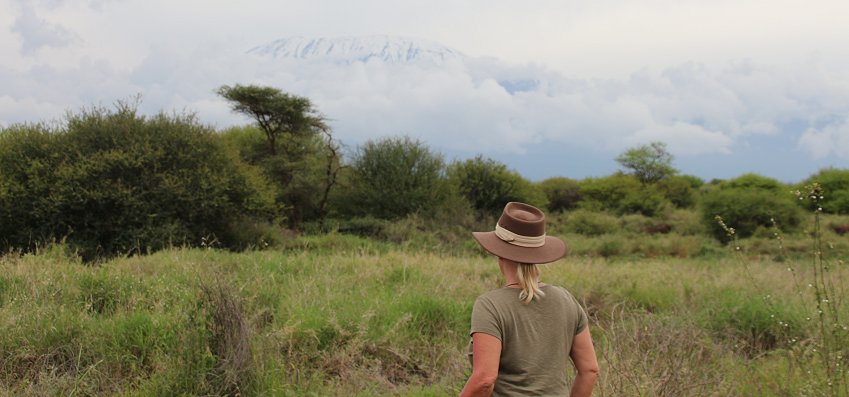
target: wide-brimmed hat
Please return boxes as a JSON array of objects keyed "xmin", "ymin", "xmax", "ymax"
[{"xmin": 472, "ymin": 202, "xmax": 568, "ymax": 264}]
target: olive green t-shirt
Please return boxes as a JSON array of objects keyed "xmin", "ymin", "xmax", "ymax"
[{"xmin": 468, "ymin": 285, "xmax": 588, "ymax": 396}]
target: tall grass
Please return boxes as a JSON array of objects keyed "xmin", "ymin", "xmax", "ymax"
[
  {"xmin": 713, "ymin": 182, "xmax": 849, "ymax": 396},
  {"xmin": 1, "ymin": 229, "xmax": 847, "ymax": 395}
]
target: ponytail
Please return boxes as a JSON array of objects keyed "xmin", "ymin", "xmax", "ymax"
[{"xmin": 516, "ymin": 263, "xmax": 545, "ymax": 304}]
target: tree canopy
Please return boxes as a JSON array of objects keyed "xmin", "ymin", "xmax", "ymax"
[
  {"xmin": 216, "ymin": 84, "xmax": 325, "ymax": 156},
  {"xmin": 217, "ymin": 84, "xmax": 340, "ymax": 227},
  {"xmin": 615, "ymin": 141, "xmax": 677, "ymax": 184}
]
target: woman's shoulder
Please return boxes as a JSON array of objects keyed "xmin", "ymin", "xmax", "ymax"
[
  {"xmin": 542, "ymin": 284, "xmax": 580, "ymax": 301},
  {"xmin": 477, "ymin": 287, "xmax": 517, "ymax": 300}
]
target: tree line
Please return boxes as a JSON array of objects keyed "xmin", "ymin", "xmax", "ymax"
[{"xmin": 1, "ymin": 85, "xmax": 848, "ymax": 259}]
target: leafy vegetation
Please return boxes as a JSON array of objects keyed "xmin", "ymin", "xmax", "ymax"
[
  {"xmin": 0, "ymin": 102, "xmax": 276, "ymax": 259},
  {"xmin": 615, "ymin": 141, "xmax": 677, "ymax": 184},
  {"xmin": 3, "ymin": 90, "xmax": 849, "ymax": 395},
  {"xmin": 800, "ymin": 168, "xmax": 849, "ymax": 214},
  {"xmin": 448, "ymin": 155, "xmax": 547, "ymax": 216},
  {"xmin": 335, "ymin": 136, "xmax": 451, "ymax": 220},
  {"xmin": 701, "ymin": 174, "xmax": 803, "ymax": 241},
  {"xmin": 4, "ymin": 91, "xmax": 849, "ymax": 257},
  {"xmin": 1, "ymin": 216, "xmax": 846, "ymax": 396},
  {"xmin": 217, "ymin": 85, "xmax": 341, "ymax": 228},
  {"xmin": 538, "ymin": 176, "xmax": 582, "ymax": 213}
]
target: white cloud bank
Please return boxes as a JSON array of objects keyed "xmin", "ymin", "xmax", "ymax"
[
  {"xmin": 2, "ymin": 0, "xmax": 849, "ymax": 180},
  {"xmin": 3, "ymin": 40, "xmax": 849, "ymax": 164},
  {"xmin": 799, "ymin": 122, "xmax": 849, "ymax": 160}
]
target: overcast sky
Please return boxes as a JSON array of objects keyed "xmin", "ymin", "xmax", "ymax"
[{"xmin": 2, "ymin": 0, "xmax": 849, "ymax": 183}]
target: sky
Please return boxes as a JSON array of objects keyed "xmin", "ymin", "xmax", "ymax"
[{"xmin": 2, "ymin": 0, "xmax": 849, "ymax": 183}]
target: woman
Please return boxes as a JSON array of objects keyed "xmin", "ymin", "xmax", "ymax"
[{"xmin": 461, "ymin": 202, "xmax": 599, "ymax": 397}]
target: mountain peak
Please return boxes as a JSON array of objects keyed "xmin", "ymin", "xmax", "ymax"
[{"xmin": 248, "ymin": 35, "xmax": 466, "ymax": 65}]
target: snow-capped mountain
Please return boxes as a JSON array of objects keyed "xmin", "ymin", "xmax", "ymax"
[{"xmin": 247, "ymin": 35, "xmax": 466, "ymax": 65}]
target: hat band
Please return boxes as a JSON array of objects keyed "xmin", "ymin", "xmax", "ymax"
[{"xmin": 494, "ymin": 224, "xmax": 546, "ymax": 248}]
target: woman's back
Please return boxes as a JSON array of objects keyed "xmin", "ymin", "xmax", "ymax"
[{"xmin": 469, "ymin": 285, "xmax": 587, "ymax": 396}]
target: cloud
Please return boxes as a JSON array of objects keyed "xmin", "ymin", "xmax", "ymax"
[
  {"xmin": 2, "ymin": 32, "xmax": 849, "ymax": 182},
  {"xmin": 798, "ymin": 121, "xmax": 849, "ymax": 159},
  {"xmin": 11, "ymin": 2, "xmax": 77, "ymax": 54},
  {"xmin": 0, "ymin": 95, "xmax": 68, "ymax": 126}
]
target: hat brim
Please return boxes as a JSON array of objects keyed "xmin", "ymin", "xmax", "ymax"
[{"xmin": 472, "ymin": 231, "xmax": 568, "ymax": 264}]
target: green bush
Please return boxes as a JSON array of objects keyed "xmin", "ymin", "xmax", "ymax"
[
  {"xmin": 565, "ymin": 209, "xmax": 619, "ymax": 236},
  {"xmin": 447, "ymin": 155, "xmax": 547, "ymax": 216},
  {"xmin": 220, "ymin": 125, "xmax": 339, "ymax": 227},
  {"xmin": 723, "ymin": 173, "xmax": 783, "ymax": 191},
  {"xmin": 0, "ymin": 123, "xmax": 64, "ymax": 246},
  {"xmin": 619, "ymin": 214, "xmax": 654, "ymax": 234},
  {"xmin": 701, "ymin": 182, "xmax": 802, "ymax": 242},
  {"xmin": 336, "ymin": 136, "xmax": 450, "ymax": 220},
  {"xmin": 538, "ymin": 177, "xmax": 582, "ymax": 213},
  {"xmin": 657, "ymin": 175, "xmax": 700, "ymax": 208},
  {"xmin": 799, "ymin": 168, "xmax": 849, "ymax": 214},
  {"xmin": 579, "ymin": 173, "xmax": 668, "ymax": 216},
  {"xmin": 663, "ymin": 209, "xmax": 706, "ymax": 236},
  {"xmin": 0, "ymin": 103, "xmax": 277, "ymax": 258},
  {"xmin": 578, "ymin": 173, "xmax": 638, "ymax": 212},
  {"xmin": 618, "ymin": 184, "xmax": 668, "ymax": 216}
]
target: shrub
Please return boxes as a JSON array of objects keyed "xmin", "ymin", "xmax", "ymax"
[
  {"xmin": 799, "ymin": 168, "xmax": 849, "ymax": 214},
  {"xmin": 657, "ymin": 175, "xmax": 700, "ymax": 208},
  {"xmin": 618, "ymin": 214, "xmax": 654, "ymax": 234},
  {"xmin": 723, "ymin": 173, "xmax": 783, "ymax": 191},
  {"xmin": 663, "ymin": 209, "xmax": 706, "ymax": 236},
  {"xmin": 0, "ymin": 103, "xmax": 277, "ymax": 258},
  {"xmin": 578, "ymin": 173, "xmax": 639, "ymax": 212},
  {"xmin": 336, "ymin": 136, "xmax": 450, "ymax": 220},
  {"xmin": 579, "ymin": 173, "xmax": 669, "ymax": 216},
  {"xmin": 538, "ymin": 177, "xmax": 581, "ymax": 212},
  {"xmin": 447, "ymin": 155, "xmax": 547, "ymax": 216},
  {"xmin": 701, "ymin": 187, "xmax": 802, "ymax": 242},
  {"xmin": 220, "ymin": 125, "xmax": 340, "ymax": 228},
  {"xmin": 565, "ymin": 209, "xmax": 619, "ymax": 236},
  {"xmin": 617, "ymin": 184, "xmax": 668, "ymax": 216},
  {"xmin": 0, "ymin": 123, "xmax": 64, "ymax": 247}
]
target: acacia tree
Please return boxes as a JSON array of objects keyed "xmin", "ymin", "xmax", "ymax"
[
  {"xmin": 217, "ymin": 84, "xmax": 341, "ymax": 227},
  {"xmin": 615, "ymin": 141, "xmax": 677, "ymax": 184}
]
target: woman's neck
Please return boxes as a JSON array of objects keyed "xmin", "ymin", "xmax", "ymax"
[{"xmin": 498, "ymin": 257, "xmax": 520, "ymax": 286}]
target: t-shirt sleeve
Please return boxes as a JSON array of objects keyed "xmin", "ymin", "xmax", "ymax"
[
  {"xmin": 575, "ymin": 302, "xmax": 588, "ymax": 335},
  {"xmin": 562, "ymin": 287, "xmax": 588, "ymax": 335},
  {"xmin": 470, "ymin": 296, "xmax": 502, "ymax": 341}
]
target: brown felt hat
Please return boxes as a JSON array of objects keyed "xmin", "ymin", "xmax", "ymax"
[{"xmin": 472, "ymin": 202, "xmax": 568, "ymax": 264}]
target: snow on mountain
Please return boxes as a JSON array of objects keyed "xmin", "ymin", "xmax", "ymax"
[
  {"xmin": 247, "ymin": 35, "xmax": 540, "ymax": 93},
  {"xmin": 247, "ymin": 35, "xmax": 466, "ymax": 65}
]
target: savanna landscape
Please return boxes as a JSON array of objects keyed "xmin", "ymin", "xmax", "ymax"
[{"xmin": 1, "ymin": 88, "xmax": 848, "ymax": 396}]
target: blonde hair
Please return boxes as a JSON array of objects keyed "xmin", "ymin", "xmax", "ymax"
[{"xmin": 516, "ymin": 263, "xmax": 544, "ymax": 304}]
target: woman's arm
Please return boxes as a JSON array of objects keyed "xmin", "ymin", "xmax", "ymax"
[
  {"xmin": 569, "ymin": 327, "xmax": 599, "ymax": 397},
  {"xmin": 460, "ymin": 332, "xmax": 501, "ymax": 397}
]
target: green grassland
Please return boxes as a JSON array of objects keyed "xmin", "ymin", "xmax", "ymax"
[{"xmin": 1, "ymin": 231, "xmax": 847, "ymax": 396}]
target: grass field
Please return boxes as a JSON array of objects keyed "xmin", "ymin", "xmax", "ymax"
[{"xmin": 1, "ymin": 232, "xmax": 847, "ymax": 396}]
